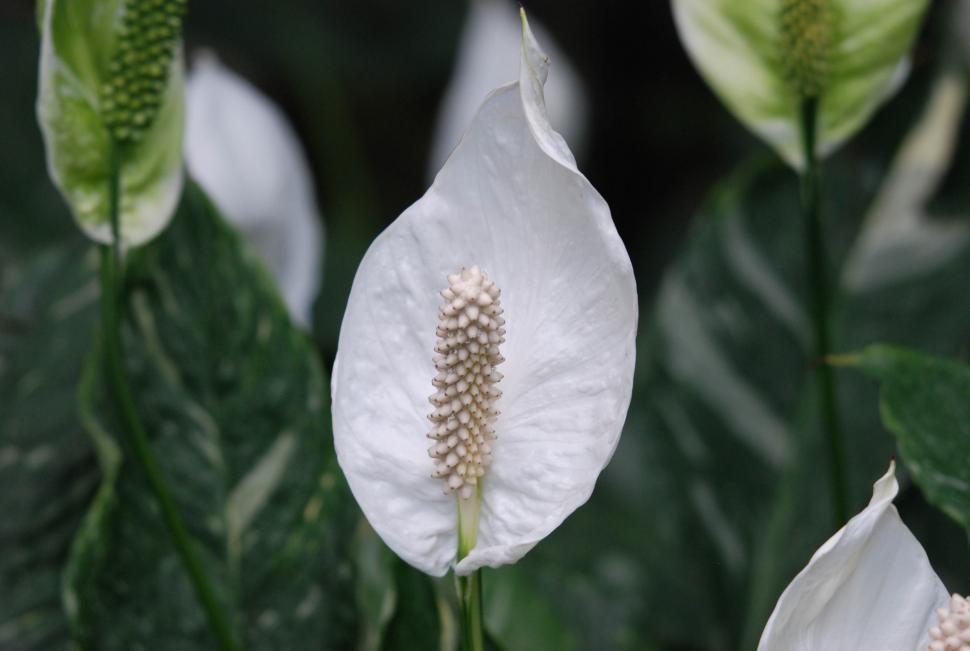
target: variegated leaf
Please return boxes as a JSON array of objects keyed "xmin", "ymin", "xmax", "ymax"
[{"xmin": 64, "ymin": 184, "xmax": 358, "ymax": 649}]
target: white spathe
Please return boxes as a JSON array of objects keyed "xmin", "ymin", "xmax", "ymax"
[
  {"xmin": 671, "ymin": 0, "xmax": 928, "ymax": 170},
  {"xmin": 36, "ymin": 0, "xmax": 185, "ymax": 247},
  {"xmin": 185, "ymin": 52, "xmax": 323, "ymax": 328},
  {"xmin": 758, "ymin": 462, "xmax": 950, "ymax": 650},
  {"xmin": 332, "ymin": 12, "xmax": 636, "ymax": 577},
  {"xmin": 428, "ymin": 0, "xmax": 589, "ymax": 177}
]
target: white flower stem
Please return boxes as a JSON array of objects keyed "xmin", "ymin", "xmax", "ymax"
[{"xmin": 456, "ymin": 486, "xmax": 484, "ymax": 651}]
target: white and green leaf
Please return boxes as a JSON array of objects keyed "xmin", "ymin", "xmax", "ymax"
[
  {"xmin": 36, "ymin": 0, "xmax": 185, "ymax": 246},
  {"xmin": 63, "ymin": 184, "xmax": 358, "ymax": 649},
  {"xmin": 672, "ymin": 0, "xmax": 930, "ymax": 169}
]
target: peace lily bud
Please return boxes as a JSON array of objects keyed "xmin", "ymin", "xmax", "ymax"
[
  {"xmin": 332, "ymin": 10, "xmax": 636, "ymax": 576},
  {"xmin": 36, "ymin": 0, "xmax": 186, "ymax": 246},
  {"xmin": 185, "ymin": 52, "xmax": 324, "ymax": 328},
  {"xmin": 672, "ymin": 0, "xmax": 930, "ymax": 169},
  {"xmin": 758, "ymin": 462, "xmax": 951, "ymax": 650}
]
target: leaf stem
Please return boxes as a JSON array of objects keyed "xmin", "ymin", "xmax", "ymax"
[
  {"xmin": 99, "ymin": 144, "xmax": 239, "ymax": 651},
  {"xmin": 798, "ymin": 98, "xmax": 848, "ymax": 526},
  {"xmin": 456, "ymin": 489, "xmax": 484, "ymax": 651}
]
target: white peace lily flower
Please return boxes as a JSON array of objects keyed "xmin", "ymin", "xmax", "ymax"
[
  {"xmin": 185, "ymin": 52, "xmax": 323, "ymax": 327},
  {"xmin": 332, "ymin": 11, "xmax": 636, "ymax": 577},
  {"xmin": 428, "ymin": 0, "xmax": 589, "ymax": 176},
  {"xmin": 758, "ymin": 461, "xmax": 965, "ymax": 651},
  {"xmin": 672, "ymin": 0, "xmax": 930, "ymax": 170}
]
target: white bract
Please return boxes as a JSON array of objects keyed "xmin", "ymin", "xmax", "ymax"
[
  {"xmin": 332, "ymin": 11, "xmax": 636, "ymax": 577},
  {"xmin": 672, "ymin": 0, "xmax": 929, "ymax": 169},
  {"xmin": 185, "ymin": 52, "xmax": 323, "ymax": 327},
  {"xmin": 37, "ymin": 0, "xmax": 186, "ymax": 246},
  {"xmin": 428, "ymin": 0, "xmax": 588, "ymax": 176},
  {"xmin": 759, "ymin": 462, "xmax": 957, "ymax": 650}
]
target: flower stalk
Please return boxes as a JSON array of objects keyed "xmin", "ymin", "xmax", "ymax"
[
  {"xmin": 456, "ymin": 570, "xmax": 484, "ymax": 651},
  {"xmin": 99, "ymin": 143, "xmax": 238, "ymax": 651},
  {"xmin": 798, "ymin": 98, "xmax": 848, "ymax": 526},
  {"xmin": 456, "ymin": 486, "xmax": 484, "ymax": 651}
]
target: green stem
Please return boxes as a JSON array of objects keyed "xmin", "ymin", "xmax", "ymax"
[
  {"xmin": 99, "ymin": 145, "xmax": 239, "ymax": 651},
  {"xmin": 798, "ymin": 99, "xmax": 848, "ymax": 526},
  {"xmin": 457, "ymin": 571, "xmax": 484, "ymax": 651},
  {"xmin": 456, "ymin": 490, "xmax": 484, "ymax": 651}
]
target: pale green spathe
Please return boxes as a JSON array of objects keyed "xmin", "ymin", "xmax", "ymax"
[
  {"xmin": 672, "ymin": 0, "xmax": 929, "ymax": 169},
  {"xmin": 36, "ymin": 0, "xmax": 185, "ymax": 246}
]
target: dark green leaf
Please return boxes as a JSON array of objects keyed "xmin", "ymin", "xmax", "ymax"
[
  {"xmin": 0, "ymin": 244, "xmax": 100, "ymax": 649},
  {"xmin": 351, "ymin": 523, "xmax": 444, "ymax": 651},
  {"xmin": 840, "ymin": 345, "xmax": 970, "ymax": 535},
  {"xmin": 381, "ymin": 558, "xmax": 440, "ymax": 651},
  {"xmin": 483, "ymin": 566, "xmax": 577, "ymax": 651},
  {"xmin": 64, "ymin": 183, "xmax": 358, "ymax": 649}
]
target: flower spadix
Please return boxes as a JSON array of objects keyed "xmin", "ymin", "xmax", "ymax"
[
  {"xmin": 185, "ymin": 52, "xmax": 324, "ymax": 327},
  {"xmin": 428, "ymin": 266, "xmax": 504, "ymax": 500},
  {"xmin": 37, "ymin": 0, "xmax": 187, "ymax": 245},
  {"xmin": 672, "ymin": 0, "xmax": 930, "ymax": 169},
  {"xmin": 759, "ymin": 462, "xmax": 952, "ymax": 650},
  {"xmin": 332, "ymin": 11, "xmax": 636, "ymax": 576}
]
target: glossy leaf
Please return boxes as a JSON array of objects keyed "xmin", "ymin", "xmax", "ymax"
[
  {"xmin": 64, "ymin": 184, "xmax": 358, "ymax": 649},
  {"xmin": 36, "ymin": 0, "xmax": 185, "ymax": 245},
  {"xmin": 840, "ymin": 345, "xmax": 970, "ymax": 537}
]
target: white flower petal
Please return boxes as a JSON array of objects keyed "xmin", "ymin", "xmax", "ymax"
[
  {"xmin": 185, "ymin": 52, "xmax": 323, "ymax": 327},
  {"xmin": 672, "ymin": 0, "xmax": 929, "ymax": 169},
  {"xmin": 758, "ymin": 462, "xmax": 949, "ymax": 651},
  {"xmin": 333, "ymin": 11, "xmax": 636, "ymax": 577},
  {"xmin": 36, "ymin": 0, "xmax": 185, "ymax": 246},
  {"xmin": 428, "ymin": 0, "xmax": 588, "ymax": 177}
]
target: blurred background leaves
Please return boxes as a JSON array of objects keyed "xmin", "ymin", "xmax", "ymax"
[{"xmin": 1, "ymin": 1, "xmax": 968, "ymax": 649}]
